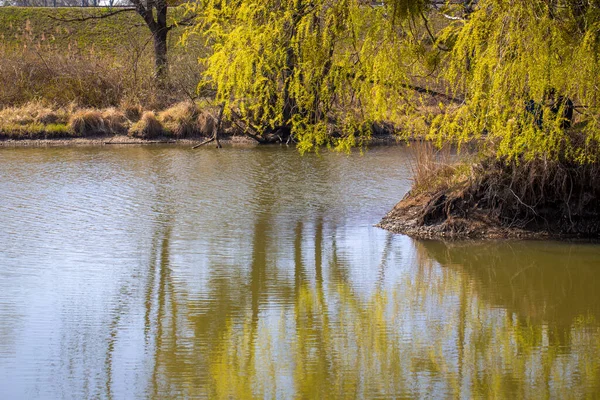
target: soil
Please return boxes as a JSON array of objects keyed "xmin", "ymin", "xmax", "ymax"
[
  {"xmin": 377, "ymin": 192, "xmax": 553, "ymax": 240},
  {"xmin": 378, "ymin": 157, "xmax": 600, "ymax": 240}
]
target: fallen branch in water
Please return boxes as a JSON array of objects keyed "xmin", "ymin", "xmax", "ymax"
[
  {"xmin": 191, "ymin": 137, "xmax": 215, "ymax": 149},
  {"xmin": 104, "ymin": 140, "xmax": 176, "ymax": 145}
]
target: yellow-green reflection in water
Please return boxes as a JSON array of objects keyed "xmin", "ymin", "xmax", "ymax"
[{"xmin": 0, "ymin": 146, "xmax": 598, "ymax": 398}]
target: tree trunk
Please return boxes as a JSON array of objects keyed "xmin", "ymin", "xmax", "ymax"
[
  {"xmin": 153, "ymin": 28, "xmax": 168, "ymax": 81},
  {"xmin": 153, "ymin": 2, "xmax": 169, "ymax": 81}
]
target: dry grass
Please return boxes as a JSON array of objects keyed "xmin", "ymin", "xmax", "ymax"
[
  {"xmin": 0, "ymin": 7, "xmax": 204, "ymax": 111},
  {"xmin": 0, "ymin": 102, "xmax": 68, "ymax": 125},
  {"xmin": 0, "ymin": 102, "xmax": 71, "ymax": 139},
  {"xmin": 68, "ymin": 109, "xmax": 106, "ymax": 136},
  {"xmin": 129, "ymin": 111, "xmax": 164, "ymax": 139},
  {"xmin": 158, "ymin": 102, "xmax": 200, "ymax": 138},
  {"xmin": 0, "ymin": 101, "xmax": 235, "ymax": 140},
  {"xmin": 407, "ymin": 141, "xmax": 467, "ymax": 195},
  {"xmin": 65, "ymin": 107, "xmax": 130, "ymax": 137},
  {"xmin": 196, "ymin": 110, "xmax": 216, "ymax": 136},
  {"xmin": 120, "ymin": 99, "xmax": 144, "ymax": 123},
  {"xmin": 101, "ymin": 108, "xmax": 129, "ymax": 135},
  {"xmin": 388, "ymin": 148, "xmax": 600, "ymax": 236},
  {"xmin": 467, "ymin": 157, "xmax": 600, "ymax": 233}
]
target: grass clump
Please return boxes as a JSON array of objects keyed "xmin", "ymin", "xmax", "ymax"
[
  {"xmin": 68, "ymin": 109, "xmax": 106, "ymax": 136},
  {"xmin": 101, "ymin": 108, "xmax": 129, "ymax": 135},
  {"xmin": 158, "ymin": 102, "xmax": 200, "ymax": 138},
  {"xmin": 129, "ymin": 111, "xmax": 164, "ymax": 139},
  {"xmin": 0, "ymin": 102, "xmax": 72, "ymax": 139}
]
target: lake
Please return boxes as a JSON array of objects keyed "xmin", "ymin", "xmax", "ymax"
[{"xmin": 0, "ymin": 145, "xmax": 599, "ymax": 399}]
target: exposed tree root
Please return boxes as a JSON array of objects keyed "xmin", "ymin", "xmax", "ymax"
[{"xmin": 378, "ymin": 157, "xmax": 600, "ymax": 239}]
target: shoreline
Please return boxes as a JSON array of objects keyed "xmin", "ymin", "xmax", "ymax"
[
  {"xmin": 377, "ymin": 156, "xmax": 600, "ymax": 241},
  {"xmin": 0, "ymin": 133, "xmax": 403, "ymax": 148},
  {"xmin": 376, "ymin": 195, "xmax": 556, "ymax": 240},
  {"xmin": 0, "ymin": 135, "xmax": 258, "ymax": 148},
  {"xmin": 4, "ymin": 134, "xmax": 598, "ymax": 242}
]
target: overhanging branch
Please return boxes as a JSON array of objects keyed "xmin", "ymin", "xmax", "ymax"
[{"xmin": 48, "ymin": 8, "xmax": 136, "ymax": 23}]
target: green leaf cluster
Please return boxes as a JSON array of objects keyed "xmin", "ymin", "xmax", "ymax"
[
  {"xmin": 185, "ymin": 0, "xmax": 432, "ymax": 152},
  {"xmin": 435, "ymin": 0, "xmax": 600, "ymax": 163},
  {"xmin": 186, "ymin": 0, "xmax": 600, "ymax": 163}
]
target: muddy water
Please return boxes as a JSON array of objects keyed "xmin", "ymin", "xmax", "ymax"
[{"xmin": 0, "ymin": 145, "xmax": 599, "ymax": 399}]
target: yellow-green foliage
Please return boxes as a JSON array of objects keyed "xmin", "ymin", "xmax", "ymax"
[
  {"xmin": 186, "ymin": 0, "xmax": 600, "ymax": 162},
  {"xmin": 185, "ymin": 0, "xmax": 432, "ymax": 152},
  {"xmin": 432, "ymin": 0, "xmax": 600, "ymax": 163}
]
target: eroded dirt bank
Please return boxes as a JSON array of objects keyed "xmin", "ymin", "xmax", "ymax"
[{"xmin": 378, "ymin": 157, "xmax": 600, "ymax": 240}]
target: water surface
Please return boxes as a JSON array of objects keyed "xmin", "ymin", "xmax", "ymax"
[{"xmin": 0, "ymin": 145, "xmax": 599, "ymax": 399}]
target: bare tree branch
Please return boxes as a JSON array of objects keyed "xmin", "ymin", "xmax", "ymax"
[
  {"xmin": 48, "ymin": 8, "xmax": 135, "ymax": 23},
  {"xmin": 168, "ymin": 13, "xmax": 198, "ymax": 30}
]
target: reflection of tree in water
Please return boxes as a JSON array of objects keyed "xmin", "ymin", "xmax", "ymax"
[
  {"xmin": 144, "ymin": 217, "xmax": 600, "ymax": 398},
  {"xmin": 416, "ymin": 239, "xmax": 600, "ymax": 397},
  {"xmin": 138, "ymin": 150, "xmax": 600, "ymax": 398},
  {"xmin": 419, "ymin": 240, "xmax": 600, "ymax": 347}
]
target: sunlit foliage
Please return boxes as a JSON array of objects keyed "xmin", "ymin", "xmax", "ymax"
[
  {"xmin": 186, "ymin": 0, "xmax": 600, "ymax": 162},
  {"xmin": 184, "ymin": 0, "xmax": 435, "ymax": 152},
  {"xmin": 434, "ymin": 0, "xmax": 600, "ymax": 163}
]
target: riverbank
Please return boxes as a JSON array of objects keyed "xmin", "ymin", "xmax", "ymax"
[
  {"xmin": 0, "ymin": 101, "xmax": 403, "ymax": 147},
  {"xmin": 0, "ymin": 101, "xmax": 242, "ymax": 141},
  {"xmin": 0, "ymin": 133, "xmax": 400, "ymax": 148},
  {"xmin": 0, "ymin": 135, "xmax": 259, "ymax": 147},
  {"xmin": 378, "ymin": 155, "xmax": 600, "ymax": 239}
]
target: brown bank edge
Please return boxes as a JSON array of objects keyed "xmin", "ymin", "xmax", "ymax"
[
  {"xmin": 0, "ymin": 132, "xmax": 401, "ymax": 147},
  {"xmin": 376, "ymin": 194, "xmax": 554, "ymax": 240},
  {"xmin": 377, "ymin": 156, "xmax": 600, "ymax": 240},
  {"xmin": 0, "ymin": 135, "xmax": 257, "ymax": 147}
]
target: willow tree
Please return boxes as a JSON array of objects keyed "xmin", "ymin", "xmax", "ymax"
[
  {"xmin": 433, "ymin": 0, "xmax": 600, "ymax": 163},
  {"xmin": 376, "ymin": 0, "xmax": 600, "ymax": 236},
  {"xmin": 188, "ymin": 0, "xmax": 600, "ymax": 157},
  {"xmin": 185, "ymin": 0, "xmax": 436, "ymax": 152}
]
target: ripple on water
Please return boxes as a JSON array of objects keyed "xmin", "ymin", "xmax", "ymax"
[{"xmin": 1, "ymin": 146, "xmax": 600, "ymax": 399}]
